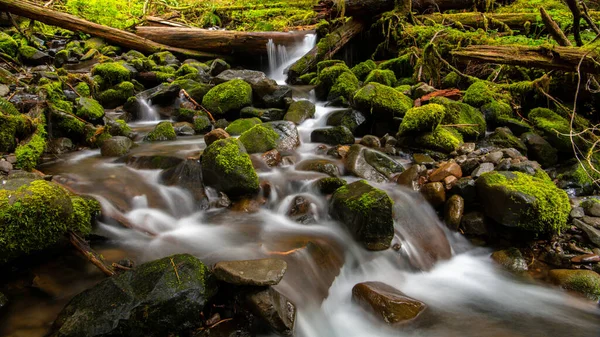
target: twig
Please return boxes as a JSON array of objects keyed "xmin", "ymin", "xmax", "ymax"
[
  {"xmin": 180, "ymin": 89, "xmax": 216, "ymax": 123},
  {"xmin": 43, "ymin": 0, "xmax": 54, "ymax": 7},
  {"xmin": 170, "ymin": 257, "xmax": 181, "ymax": 284},
  {"xmin": 69, "ymin": 232, "xmax": 116, "ymax": 277},
  {"xmin": 66, "ymin": 82, "xmax": 82, "ymax": 97},
  {"xmin": 581, "ymin": 1, "xmax": 600, "ymax": 35}
]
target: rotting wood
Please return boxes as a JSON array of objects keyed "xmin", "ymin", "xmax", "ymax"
[
  {"xmin": 0, "ymin": 0, "xmax": 222, "ymax": 59},
  {"xmin": 69, "ymin": 232, "xmax": 116, "ymax": 277},
  {"xmin": 540, "ymin": 7, "xmax": 571, "ymax": 47}
]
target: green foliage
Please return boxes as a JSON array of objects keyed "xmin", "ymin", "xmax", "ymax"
[
  {"xmin": 528, "ymin": 108, "xmax": 572, "ymax": 152},
  {"xmin": 351, "ymin": 60, "xmax": 377, "ymax": 81},
  {"xmin": 0, "ymin": 32, "xmax": 18, "ymax": 58},
  {"xmin": 64, "ymin": 0, "xmax": 143, "ymax": 29},
  {"xmin": 328, "ymin": 72, "xmax": 359, "ymax": 101},
  {"xmin": 15, "ymin": 123, "xmax": 47, "ymax": 171}
]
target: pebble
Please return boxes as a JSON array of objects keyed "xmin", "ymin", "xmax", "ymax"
[
  {"xmin": 458, "ymin": 143, "xmax": 476, "ymax": 155},
  {"xmin": 471, "ymin": 163, "xmax": 494, "ymax": 178},
  {"xmin": 421, "ymin": 182, "xmax": 446, "ymax": 207},
  {"xmin": 0, "ymin": 84, "xmax": 9, "ymax": 97},
  {"xmin": 429, "ymin": 162, "xmax": 462, "ymax": 182},
  {"xmin": 413, "ymin": 153, "xmax": 435, "ymax": 166},
  {"xmin": 502, "ymin": 148, "xmax": 523, "ymax": 159},
  {"xmin": 443, "ymin": 175, "xmax": 458, "ymax": 189},
  {"xmin": 484, "ymin": 151, "xmax": 504, "ymax": 164},
  {"xmin": 570, "ymin": 207, "xmax": 585, "ymax": 219}
]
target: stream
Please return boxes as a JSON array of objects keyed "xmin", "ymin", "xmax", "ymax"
[{"xmin": 1, "ymin": 35, "xmax": 600, "ymax": 337}]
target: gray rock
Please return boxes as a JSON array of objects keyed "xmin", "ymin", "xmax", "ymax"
[
  {"xmin": 352, "ymin": 282, "xmax": 426, "ymax": 324},
  {"xmin": 521, "ymin": 132, "xmax": 558, "ymax": 167},
  {"xmin": 583, "ymin": 216, "xmax": 600, "ymax": 229},
  {"xmin": 213, "ymin": 258, "xmax": 287, "ymax": 286},
  {"xmin": 360, "ymin": 135, "xmax": 381, "ymax": 148},
  {"xmin": 245, "ymin": 287, "xmax": 296, "ymax": 336},
  {"xmin": 0, "ymin": 160, "xmax": 13, "ymax": 174},
  {"xmin": 412, "ymin": 82, "xmax": 436, "ymax": 99},
  {"xmin": 265, "ymin": 121, "xmax": 300, "ymax": 154},
  {"xmin": 47, "ymin": 137, "xmax": 75, "ymax": 155},
  {"xmin": 173, "ymin": 122, "xmax": 195, "ymax": 136},
  {"xmin": 100, "ymin": 136, "xmax": 133, "ymax": 157},
  {"xmin": 326, "ymin": 109, "xmax": 368, "ymax": 135},
  {"xmin": 311, "ymin": 126, "xmax": 355, "ymax": 145},
  {"xmin": 571, "ymin": 207, "xmax": 585, "ymax": 218},
  {"xmin": 450, "ymin": 178, "xmax": 477, "ymax": 204},
  {"xmin": 0, "ymin": 84, "xmax": 9, "ymax": 97},
  {"xmin": 471, "ymin": 162, "xmax": 494, "ymax": 178},
  {"xmin": 296, "ymin": 159, "xmax": 340, "ymax": 177},
  {"xmin": 209, "ymin": 58, "xmax": 230, "ymax": 76},
  {"xmin": 581, "ymin": 198, "xmax": 600, "ymax": 217},
  {"xmin": 261, "ymin": 85, "xmax": 292, "ymax": 109},
  {"xmin": 345, "ymin": 144, "xmax": 404, "ymax": 183},
  {"xmin": 485, "ymin": 151, "xmax": 504, "ymax": 164},
  {"xmin": 502, "ymin": 148, "xmax": 523, "ymax": 159},
  {"xmin": 215, "ymin": 69, "xmax": 278, "ymax": 97},
  {"xmin": 461, "ymin": 211, "xmax": 490, "ymax": 236}
]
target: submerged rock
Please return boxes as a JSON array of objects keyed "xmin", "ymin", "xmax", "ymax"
[
  {"xmin": 160, "ymin": 159, "xmax": 209, "ymax": 208},
  {"xmin": 491, "ymin": 248, "xmax": 528, "ymax": 274},
  {"xmin": 548, "ymin": 269, "xmax": 600, "ymax": 301},
  {"xmin": 100, "ymin": 136, "xmax": 133, "ymax": 157},
  {"xmin": 311, "ymin": 126, "xmax": 355, "ymax": 145},
  {"xmin": 284, "ymin": 100, "xmax": 315, "ymax": 124},
  {"xmin": 238, "ymin": 124, "xmax": 280, "ymax": 154},
  {"xmin": 344, "ymin": 144, "xmax": 404, "ymax": 183},
  {"xmin": 144, "ymin": 121, "xmax": 177, "ymax": 141},
  {"xmin": 296, "ymin": 159, "xmax": 340, "ymax": 177},
  {"xmin": 213, "ymin": 258, "xmax": 287, "ymax": 286},
  {"xmin": 50, "ymin": 254, "xmax": 217, "ymax": 337},
  {"xmin": 330, "ymin": 180, "xmax": 394, "ymax": 250},
  {"xmin": 352, "ymin": 282, "xmax": 426, "ymax": 324}
]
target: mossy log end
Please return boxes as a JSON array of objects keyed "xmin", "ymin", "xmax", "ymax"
[
  {"xmin": 0, "ymin": 0, "xmax": 222, "ymax": 59},
  {"xmin": 451, "ymin": 45, "xmax": 600, "ymax": 74},
  {"xmin": 135, "ymin": 26, "xmax": 315, "ymax": 57},
  {"xmin": 287, "ymin": 19, "xmax": 365, "ymax": 84}
]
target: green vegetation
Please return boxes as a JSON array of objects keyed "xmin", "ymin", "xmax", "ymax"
[
  {"xmin": 15, "ymin": 123, "xmax": 47, "ymax": 171},
  {"xmin": 145, "ymin": 121, "xmax": 176, "ymax": 141},
  {"xmin": 397, "ymin": 104, "xmax": 446, "ymax": 136},
  {"xmin": 224, "ymin": 117, "xmax": 262, "ymax": 135},
  {"xmin": 432, "ymin": 96, "xmax": 486, "ymax": 140},
  {"xmin": 364, "ymin": 69, "xmax": 397, "ymax": 87},
  {"xmin": 238, "ymin": 124, "xmax": 280, "ymax": 153},
  {"xmin": 414, "ymin": 126, "xmax": 463, "ymax": 153},
  {"xmin": 202, "ymin": 79, "xmax": 252, "ymax": 115},
  {"xmin": 353, "ymin": 83, "xmax": 413, "ymax": 119}
]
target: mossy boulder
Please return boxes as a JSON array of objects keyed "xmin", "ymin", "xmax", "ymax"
[
  {"xmin": 432, "ymin": 96, "xmax": 486, "ymax": 140},
  {"xmin": 149, "ymin": 51, "xmax": 180, "ymax": 66},
  {"xmin": 397, "ymin": 104, "xmax": 445, "ymax": 136},
  {"xmin": 351, "ymin": 60, "xmax": 377, "ymax": 82},
  {"xmin": 488, "ymin": 127, "xmax": 527, "ymax": 154},
  {"xmin": 193, "ymin": 115, "xmax": 212, "ymax": 134},
  {"xmin": 330, "ymin": 180, "xmax": 394, "ymax": 250},
  {"xmin": 412, "ymin": 126, "xmax": 463, "ymax": 153},
  {"xmin": 312, "ymin": 177, "xmax": 347, "ymax": 195},
  {"xmin": 0, "ymin": 177, "xmax": 99, "ymax": 263},
  {"xmin": 15, "ymin": 126, "xmax": 46, "ymax": 171},
  {"xmin": 171, "ymin": 80, "xmax": 212, "ymax": 103},
  {"xmin": 353, "ymin": 83, "xmax": 413, "ymax": 120},
  {"xmin": 463, "ymin": 81, "xmax": 496, "ymax": 108},
  {"xmin": 284, "ymin": 100, "xmax": 316, "ymax": 124},
  {"xmin": 91, "ymin": 62, "xmax": 131, "ymax": 88},
  {"xmin": 364, "ymin": 69, "xmax": 397, "ymax": 87},
  {"xmin": 0, "ymin": 32, "xmax": 18, "ymax": 58},
  {"xmin": 50, "ymin": 254, "xmax": 217, "ymax": 337},
  {"xmin": 144, "ymin": 121, "xmax": 176, "ymax": 141},
  {"xmin": 315, "ymin": 63, "xmax": 351, "ymax": 100},
  {"xmin": 481, "ymin": 99, "xmax": 513, "ymax": 123},
  {"xmin": 328, "ymin": 72, "xmax": 360, "ymax": 102},
  {"xmin": 18, "ymin": 46, "xmax": 51, "ymax": 65},
  {"xmin": 240, "ymin": 107, "xmax": 286, "ymax": 122},
  {"xmin": 311, "ymin": 126, "xmax": 355, "ymax": 145},
  {"xmin": 317, "ymin": 60, "xmax": 345, "ymax": 74},
  {"xmin": 476, "ymin": 171, "xmax": 570, "ymax": 233},
  {"xmin": 0, "ymin": 112, "xmax": 27, "ymax": 153},
  {"xmin": 528, "ymin": 108, "xmax": 572, "ymax": 152},
  {"xmin": 344, "ymin": 144, "xmax": 404, "ymax": 183},
  {"xmin": 378, "ymin": 54, "xmax": 413, "ymax": 79},
  {"xmin": 490, "ymin": 248, "xmax": 528, "ymax": 274},
  {"xmin": 201, "ymin": 79, "xmax": 253, "ymax": 116},
  {"xmin": 101, "ymin": 136, "xmax": 133, "ymax": 157},
  {"xmin": 225, "ymin": 117, "xmax": 262, "ymax": 136},
  {"xmin": 98, "ymin": 81, "xmax": 135, "ymax": 109},
  {"xmin": 548, "ymin": 269, "xmax": 600, "ymax": 301},
  {"xmin": 239, "ymin": 124, "xmax": 280, "ymax": 154},
  {"xmin": 326, "ymin": 109, "xmax": 368, "ymax": 135},
  {"xmin": 201, "ymin": 138, "xmax": 260, "ymax": 198},
  {"xmin": 75, "ymin": 97, "xmax": 104, "ymax": 123}
]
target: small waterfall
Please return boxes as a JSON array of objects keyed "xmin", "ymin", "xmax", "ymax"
[
  {"xmin": 267, "ymin": 33, "xmax": 317, "ymax": 84},
  {"xmin": 138, "ymin": 97, "xmax": 160, "ymax": 121}
]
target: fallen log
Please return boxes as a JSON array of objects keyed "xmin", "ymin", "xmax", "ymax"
[
  {"xmin": 287, "ymin": 18, "xmax": 365, "ymax": 84},
  {"xmin": 0, "ymin": 0, "xmax": 222, "ymax": 59},
  {"xmin": 135, "ymin": 26, "xmax": 314, "ymax": 57},
  {"xmin": 540, "ymin": 7, "xmax": 571, "ymax": 47},
  {"xmin": 69, "ymin": 232, "xmax": 116, "ymax": 277},
  {"xmin": 451, "ymin": 45, "xmax": 600, "ymax": 74}
]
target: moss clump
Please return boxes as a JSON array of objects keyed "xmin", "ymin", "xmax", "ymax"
[
  {"xmin": 202, "ymin": 79, "xmax": 252, "ymax": 116},
  {"xmin": 107, "ymin": 119, "xmax": 132, "ymax": 137},
  {"xmin": 549, "ymin": 269, "xmax": 600, "ymax": 301},
  {"xmin": 175, "ymin": 63, "xmax": 200, "ymax": 77},
  {"xmin": 83, "ymin": 37, "xmax": 106, "ymax": 52},
  {"xmin": 398, "ymin": 103, "xmax": 445, "ymax": 136},
  {"xmin": 298, "ymin": 72, "xmax": 317, "ymax": 85},
  {"xmin": 313, "ymin": 177, "xmax": 347, "ymax": 195},
  {"xmin": 284, "ymin": 100, "xmax": 316, "ymax": 124},
  {"xmin": 353, "ymin": 83, "xmax": 413, "ymax": 120},
  {"xmin": 317, "ymin": 60, "xmax": 345, "ymax": 74},
  {"xmin": 315, "ymin": 63, "xmax": 352, "ymax": 100},
  {"xmin": 0, "ymin": 178, "xmax": 99, "ymax": 263},
  {"xmin": 0, "ymin": 114, "xmax": 27, "ymax": 153},
  {"xmin": 193, "ymin": 115, "xmax": 212, "ymax": 134},
  {"xmin": 238, "ymin": 124, "xmax": 280, "ymax": 154},
  {"xmin": 414, "ymin": 126, "xmax": 463, "ymax": 153},
  {"xmin": 328, "ymin": 72, "xmax": 360, "ymax": 101},
  {"xmin": 74, "ymin": 82, "xmax": 91, "ymax": 97},
  {"xmin": 15, "ymin": 123, "xmax": 46, "ymax": 171},
  {"xmin": 432, "ymin": 96, "xmax": 486, "ymax": 140},
  {"xmin": 149, "ymin": 51, "xmax": 179, "ymax": 66},
  {"xmin": 225, "ymin": 117, "xmax": 262, "ymax": 135},
  {"xmin": 463, "ymin": 81, "xmax": 503, "ymax": 108},
  {"xmin": 442, "ymin": 71, "xmax": 461, "ymax": 89},
  {"xmin": 98, "ymin": 81, "xmax": 135, "ymax": 109},
  {"xmin": 145, "ymin": 121, "xmax": 176, "ymax": 141},
  {"xmin": 75, "ymin": 97, "xmax": 104, "ymax": 122},
  {"xmin": 481, "ymin": 99, "xmax": 513, "ymax": 122},
  {"xmin": 201, "ymin": 138, "xmax": 259, "ymax": 198},
  {"xmin": 488, "ymin": 127, "xmax": 528, "ymax": 153},
  {"xmin": 0, "ymin": 32, "xmax": 18, "ymax": 57},
  {"xmin": 528, "ymin": 108, "xmax": 572, "ymax": 152},
  {"xmin": 91, "ymin": 62, "xmax": 131, "ymax": 87},
  {"xmin": 379, "ymin": 54, "xmax": 413, "ymax": 79},
  {"xmin": 351, "ymin": 60, "xmax": 377, "ymax": 81},
  {"xmin": 477, "ymin": 171, "xmax": 570, "ymax": 233},
  {"xmin": 364, "ymin": 69, "xmax": 397, "ymax": 87}
]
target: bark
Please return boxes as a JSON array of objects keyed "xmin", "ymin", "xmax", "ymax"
[
  {"xmin": 451, "ymin": 45, "xmax": 600, "ymax": 74},
  {"xmin": 287, "ymin": 19, "xmax": 365, "ymax": 84},
  {"xmin": 0, "ymin": 0, "xmax": 221, "ymax": 59},
  {"xmin": 135, "ymin": 26, "xmax": 314, "ymax": 57},
  {"xmin": 69, "ymin": 232, "xmax": 116, "ymax": 277},
  {"xmin": 565, "ymin": 0, "xmax": 583, "ymax": 46},
  {"xmin": 540, "ymin": 7, "xmax": 572, "ymax": 47}
]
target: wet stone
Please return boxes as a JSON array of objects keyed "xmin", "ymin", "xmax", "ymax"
[
  {"xmin": 352, "ymin": 282, "xmax": 427, "ymax": 325},
  {"xmin": 296, "ymin": 159, "xmax": 340, "ymax": 177},
  {"xmin": 396, "ymin": 165, "xmax": 425, "ymax": 190},
  {"xmin": 471, "ymin": 162, "xmax": 494, "ymax": 178},
  {"xmin": 360, "ymin": 135, "xmax": 381, "ymax": 148},
  {"xmin": 491, "ymin": 248, "xmax": 528, "ymax": 273},
  {"xmin": 174, "ymin": 122, "xmax": 196, "ymax": 136},
  {"xmin": 458, "ymin": 142, "xmax": 476, "ymax": 155},
  {"xmin": 444, "ymin": 194, "xmax": 464, "ymax": 231},
  {"xmin": 429, "ymin": 162, "xmax": 462, "ymax": 182},
  {"xmin": 582, "ymin": 216, "xmax": 600, "ymax": 229},
  {"xmin": 413, "ymin": 153, "xmax": 435, "ymax": 166},
  {"xmin": 443, "ymin": 175, "xmax": 458, "ymax": 189},
  {"xmin": 461, "ymin": 211, "xmax": 490, "ymax": 236},
  {"xmin": 213, "ymin": 258, "xmax": 287, "ymax": 286},
  {"xmin": 502, "ymin": 148, "xmax": 523, "ymax": 159},
  {"xmin": 582, "ymin": 199, "xmax": 600, "ymax": 217},
  {"xmin": 571, "ymin": 254, "xmax": 600, "ymax": 263},
  {"xmin": 0, "ymin": 160, "xmax": 13, "ymax": 174},
  {"xmin": 262, "ymin": 149, "xmax": 282, "ymax": 167},
  {"xmin": 460, "ymin": 158, "xmax": 480, "ymax": 176},
  {"xmin": 204, "ymin": 128, "xmax": 230, "ymax": 147},
  {"xmin": 484, "ymin": 151, "xmax": 504, "ymax": 165},
  {"xmin": 573, "ymin": 219, "xmax": 600, "ymax": 247},
  {"xmin": 421, "ymin": 182, "xmax": 446, "ymax": 208},
  {"xmin": 244, "ymin": 287, "xmax": 296, "ymax": 336},
  {"xmin": 571, "ymin": 207, "xmax": 585, "ymax": 218}
]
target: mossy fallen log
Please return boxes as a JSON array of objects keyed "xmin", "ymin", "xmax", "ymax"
[{"xmin": 451, "ymin": 45, "xmax": 600, "ymax": 74}]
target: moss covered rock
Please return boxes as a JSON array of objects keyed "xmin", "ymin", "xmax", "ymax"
[
  {"xmin": 91, "ymin": 62, "xmax": 131, "ymax": 88},
  {"xmin": 326, "ymin": 109, "xmax": 368, "ymax": 135},
  {"xmin": 98, "ymin": 81, "xmax": 135, "ymax": 109},
  {"xmin": 311, "ymin": 126, "xmax": 355, "ymax": 145},
  {"xmin": 15, "ymin": 124, "xmax": 46, "ymax": 171},
  {"xmin": 0, "ymin": 111, "xmax": 27, "ymax": 153},
  {"xmin": 397, "ymin": 104, "xmax": 445, "ymax": 136},
  {"xmin": 528, "ymin": 108, "xmax": 572, "ymax": 152},
  {"xmin": 50, "ymin": 254, "xmax": 217, "ymax": 337},
  {"xmin": 201, "ymin": 138, "xmax": 260, "ymax": 198},
  {"xmin": 463, "ymin": 81, "xmax": 496, "ymax": 108},
  {"xmin": 488, "ymin": 127, "xmax": 527, "ymax": 154},
  {"xmin": 413, "ymin": 126, "xmax": 463, "ymax": 153},
  {"xmin": 149, "ymin": 51, "xmax": 180, "ymax": 66},
  {"xmin": 351, "ymin": 60, "xmax": 377, "ymax": 81},
  {"xmin": 364, "ymin": 69, "xmax": 397, "ymax": 87},
  {"xmin": 193, "ymin": 115, "xmax": 212, "ymax": 134},
  {"xmin": 330, "ymin": 180, "xmax": 394, "ymax": 250},
  {"xmin": 75, "ymin": 97, "xmax": 104, "ymax": 122},
  {"xmin": 476, "ymin": 171, "xmax": 570, "ymax": 233},
  {"xmin": 284, "ymin": 100, "xmax": 316, "ymax": 124},
  {"xmin": 201, "ymin": 79, "xmax": 252, "ymax": 116},
  {"xmin": 0, "ymin": 177, "xmax": 99, "ymax": 263},
  {"xmin": 432, "ymin": 96, "xmax": 486, "ymax": 140},
  {"xmin": 145, "ymin": 121, "xmax": 176, "ymax": 141},
  {"xmin": 239, "ymin": 124, "xmax": 280, "ymax": 154},
  {"xmin": 344, "ymin": 144, "xmax": 404, "ymax": 183},
  {"xmin": 353, "ymin": 83, "xmax": 413, "ymax": 120},
  {"xmin": 548, "ymin": 269, "xmax": 600, "ymax": 301},
  {"xmin": 328, "ymin": 72, "xmax": 360, "ymax": 102},
  {"xmin": 0, "ymin": 32, "xmax": 18, "ymax": 58},
  {"xmin": 315, "ymin": 63, "xmax": 351, "ymax": 100},
  {"xmin": 225, "ymin": 117, "xmax": 262, "ymax": 136},
  {"xmin": 379, "ymin": 54, "xmax": 413, "ymax": 79},
  {"xmin": 101, "ymin": 136, "xmax": 133, "ymax": 157}
]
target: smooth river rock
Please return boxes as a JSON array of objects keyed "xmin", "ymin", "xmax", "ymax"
[
  {"xmin": 213, "ymin": 258, "xmax": 287, "ymax": 286},
  {"xmin": 352, "ymin": 282, "xmax": 427, "ymax": 324},
  {"xmin": 245, "ymin": 287, "xmax": 296, "ymax": 336}
]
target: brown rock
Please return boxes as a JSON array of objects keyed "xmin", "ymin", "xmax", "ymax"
[
  {"xmin": 444, "ymin": 194, "xmax": 464, "ymax": 231},
  {"xmin": 571, "ymin": 254, "xmax": 600, "ymax": 263},
  {"xmin": 287, "ymin": 196, "xmax": 311, "ymax": 217},
  {"xmin": 429, "ymin": 162, "xmax": 462, "ymax": 182},
  {"xmin": 204, "ymin": 128, "xmax": 230, "ymax": 147},
  {"xmin": 443, "ymin": 175, "xmax": 458, "ymax": 189},
  {"xmin": 396, "ymin": 165, "xmax": 425, "ymax": 190},
  {"xmin": 352, "ymin": 282, "xmax": 427, "ymax": 324},
  {"xmin": 262, "ymin": 149, "xmax": 282, "ymax": 167},
  {"xmin": 421, "ymin": 182, "xmax": 446, "ymax": 207},
  {"xmin": 213, "ymin": 258, "xmax": 287, "ymax": 286},
  {"xmin": 245, "ymin": 287, "xmax": 296, "ymax": 335}
]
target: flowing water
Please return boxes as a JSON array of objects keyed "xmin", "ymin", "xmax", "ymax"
[
  {"xmin": 1, "ymin": 39, "xmax": 600, "ymax": 337},
  {"xmin": 267, "ymin": 34, "xmax": 317, "ymax": 84}
]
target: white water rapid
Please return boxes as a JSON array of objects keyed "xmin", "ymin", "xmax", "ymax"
[
  {"xmin": 137, "ymin": 97, "xmax": 161, "ymax": 122},
  {"xmin": 267, "ymin": 34, "xmax": 317, "ymax": 84}
]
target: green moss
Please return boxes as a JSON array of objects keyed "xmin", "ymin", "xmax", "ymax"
[
  {"xmin": 364, "ymin": 69, "xmax": 396, "ymax": 87},
  {"xmin": 129, "ymin": 57, "xmax": 156, "ymax": 72},
  {"xmin": 193, "ymin": 115, "xmax": 212, "ymax": 134},
  {"xmin": 15, "ymin": 123, "xmax": 46, "ymax": 171},
  {"xmin": 75, "ymin": 97, "xmax": 104, "ymax": 121},
  {"xmin": 149, "ymin": 51, "xmax": 178, "ymax": 66},
  {"xmin": 0, "ymin": 114, "xmax": 27, "ymax": 153},
  {"xmin": 528, "ymin": 108, "xmax": 577, "ymax": 153},
  {"xmin": 145, "ymin": 121, "xmax": 176, "ymax": 141},
  {"xmin": 0, "ymin": 32, "xmax": 18, "ymax": 58},
  {"xmin": 351, "ymin": 60, "xmax": 377, "ymax": 81},
  {"xmin": 91, "ymin": 62, "xmax": 131, "ymax": 87},
  {"xmin": 398, "ymin": 103, "xmax": 445, "ymax": 136},
  {"xmin": 414, "ymin": 126, "xmax": 463, "ymax": 153},
  {"xmin": 225, "ymin": 117, "xmax": 262, "ymax": 135},
  {"xmin": 175, "ymin": 63, "xmax": 199, "ymax": 77},
  {"xmin": 328, "ymin": 71, "xmax": 360, "ymax": 101},
  {"xmin": 298, "ymin": 72, "xmax": 317, "ymax": 85},
  {"xmin": 379, "ymin": 54, "xmax": 413, "ymax": 79},
  {"xmin": 201, "ymin": 79, "xmax": 252, "ymax": 116},
  {"xmin": 463, "ymin": 81, "xmax": 495, "ymax": 108},
  {"xmin": 18, "ymin": 46, "xmax": 39, "ymax": 60},
  {"xmin": 313, "ymin": 177, "xmax": 347, "ymax": 195},
  {"xmin": 442, "ymin": 71, "xmax": 461, "ymax": 89},
  {"xmin": 353, "ymin": 82, "xmax": 413, "ymax": 119},
  {"xmin": 315, "ymin": 63, "xmax": 352, "ymax": 99},
  {"xmin": 0, "ymin": 179, "xmax": 99, "ymax": 263},
  {"xmin": 74, "ymin": 82, "xmax": 91, "ymax": 97},
  {"xmin": 479, "ymin": 171, "xmax": 570, "ymax": 233},
  {"xmin": 489, "ymin": 127, "xmax": 528, "ymax": 153},
  {"xmin": 84, "ymin": 37, "xmax": 106, "ymax": 52},
  {"xmin": 238, "ymin": 124, "xmax": 280, "ymax": 154},
  {"xmin": 432, "ymin": 96, "xmax": 486, "ymax": 140},
  {"xmin": 98, "ymin": 81, "xmax": 135, "ymax": 108},
  {"xmin": 317, "ymin": 60, "xmax": 345, "ymax": 74},
  {"xmin": 334, "ymin": 180, "xmax": 392, "ymax": 216},
  {"xmin": 481, "ymin": 99, "xmax": 513, "ymax": 122}
]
